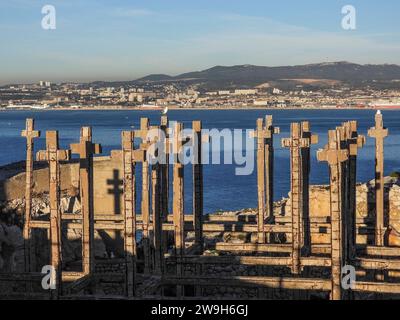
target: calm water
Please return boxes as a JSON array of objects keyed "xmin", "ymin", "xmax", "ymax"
[{"xmin": 1, "ymin": 109, "xmax": 400, "ymax": 213}]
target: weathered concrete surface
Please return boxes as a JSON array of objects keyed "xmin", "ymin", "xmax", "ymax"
[
  {"xmin": 0, "ymin": 155, "xmax": 124, "ymax": 216},
  {"xmin": 0, "ymin": 223, "xmax": 24, "ymax": 272},
  {"xmin": 284, "ymin": 178, "xmax": 400, "ymax": 246},
  {"xmin": 4, "ymin": 160, "xmax": 400, "ymax": 280},
  {"xmin": 3, "ymin": 157, "xmax": 400, "ymax": 246}
]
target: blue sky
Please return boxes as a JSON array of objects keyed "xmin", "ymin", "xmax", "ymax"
[{"xmin": 1, "ymin": 0, "xmax": 400, "ymax": 84}]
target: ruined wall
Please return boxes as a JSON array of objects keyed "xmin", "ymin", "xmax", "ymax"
[
  {"xmin": 3, "ymin": 159, "xmax": 400, "ymax": 233},
  {"xmin": 3, "ymin": 159, "xmax": 400, "ymax": 236},
  {"xmin": 1, "ymin": 155, "xmax": 124, "ymax": 216},
  {"xmin": 389, "ymin": 185, "xmax": 400, "ymax": 232},
  {"xmin": 284, "ymin": 178, "xmax": 400, "ymax": 246},
  {"xmin": 3, "ymin": 159, "xmax": 400, "ymax": 275}
]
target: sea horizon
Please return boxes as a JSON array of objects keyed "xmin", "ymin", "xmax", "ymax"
[{"xmin": 1, "ymin": 108, "xmax": 398, "ymax": 213}]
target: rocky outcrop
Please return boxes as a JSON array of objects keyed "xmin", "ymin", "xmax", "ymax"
[{"xmin": 0, "ymin": 195, "xmax": 110, "ymax": 271}]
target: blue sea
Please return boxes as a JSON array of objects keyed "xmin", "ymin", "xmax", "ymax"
[{"xmin": 1, "ymin": 109, "xmax": 400, "ymax": 214}]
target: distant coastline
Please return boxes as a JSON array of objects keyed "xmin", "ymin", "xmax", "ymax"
[{"xmin": 0, "ymin": 105, "xmax": 396, "ymax": 112}]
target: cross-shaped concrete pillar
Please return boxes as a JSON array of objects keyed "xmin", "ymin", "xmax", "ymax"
[
  {"xmin": 111, "ymin": 132, "xmax": 146, "ymax": 297},
  {"xmin": 37, "ymin": 131, "xmax": 71, "ymax": 298},
  {"xmin": 134, "ymin": 118, "xmax": 152, "ymax": 273},
  {"xmin": 172, "ymin": 121, "xmax": 187, "ymax": 298},
  {"xmin": 172, "ymin": 122, "xmax": 185, "ymax": 257},
  {"xmin": 368, "ymin": 111, "xmax": 388, "ymax": 246},
  {"xmin": 282, "ymin": 123, "xmax": 315, "ymax": 274},
  {"xmin": 147, "ymin": 131, "xmax": 163, "ymax": 276},
  {"xmin": 264, "ymin": 115, "xmax": 280, "ymax": 222},
  {"xmin": 342, "ymin": 121, "xmax": 365, "ymax": 258},
  {"xmin": 70, "ymin": 127, "xmax": 102, "ymax": 277},
  {"xmin": 21, "ymin": 119, "xmax": 40, "ymax": 272},
  {"xmin": 121, "ymin": 131, "xmax": 146, "ymax": 297},
  {"xmin": 135, "ymin": 118, "xmax": 167, "ymax": 275},
  {"xmin": 251, "ymin": 116, "xmax": 280, "ymax": 244},
  {"xmin": 317, "ymin": 130, "xmax": 349, "ymax": 300}
]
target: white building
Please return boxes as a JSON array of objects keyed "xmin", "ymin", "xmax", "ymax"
[
  {"xmin": 234, "ymin": 89, "xmax": 257, "ymax": 95},
  {"xmin": 253, "ymin": 100, "xmax": 269, "ymax": 106},
  {"xmin": 128, "ymin": 93, "xmax": 136, "ymax": 102},
  {"xmin": 272, "ymin": 88, "xmax": 282, "ymax": 95}
]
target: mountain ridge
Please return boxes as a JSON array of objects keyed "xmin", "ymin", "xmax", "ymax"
[{"xmin": 135, "ymin": 61, "xmax": 400, "ymax": 89}]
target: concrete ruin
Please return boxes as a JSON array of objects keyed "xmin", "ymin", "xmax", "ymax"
[{"xmin": 1, "ymin": 114, "xmax": 400, "ymax": 300}]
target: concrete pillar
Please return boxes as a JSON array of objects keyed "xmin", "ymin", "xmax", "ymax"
[
  {"xmin": 160, "ymin": 116, "xmax": 170, "ymax": 275},
  {"xmin": 253, "ymin": 116, "xmax": 280, "ymax": 243},
  {"xmin": 256, "ymin": 118, "xmax": 266, "ymax": 243},
  {"xmin": 368, "ymin": 112, "xmax": 388, "ymax": 246},
  {"xmin": 192, "ymin": 120, "xmax": 204, "ymax": 252},
  {"xmin": 112, "ymin": 132, "xmax": 146, "ymax": 297},
  {"xmin": 37, "ymin": 131, "xmax": 71, "ymax": 299},
  {"xmin": 70, "ymin": 127, "xmax": 102, "ymax": 277},
  {"xmin": 173, "ymin": 121, "xmax": 185, "ymax": 298},
  {"xmin": 282, "ymin": 123, "xmax": 303, "ymax": 274},
  {"xmin": 282, "ymin": 122, "xmax": 317, "ymax": 273},
  {"xmin": 135, "ymin": 118, "xmax": 151, "ymax": 273},
  {"xmin": 343, "ymin": 121, "xmax": 365, "ymax": 258},
  {"xmin": 264, "ymin": 115, "xmax": 280, "ymax": 221},
  {"xmin": 317, "ymin": 130, "xmax": 349, "ymax": 300},
  {"xmin": 21, "ymin": 119, "xmax": 40, "ymax": 272},
  {"xmin": 152, "ymin": 162, "xmax": 162, "ymax": 275},
  {"xmin": 121, "ymin": 131, "xmax": 137, "ymax": 297},
  {"xmin": 160, "ymin": 116, "xmax": 169, "ymax": 221},
  {"xmin": 300, "ymin": 121, "xmax": 318, "ymax": 255}
]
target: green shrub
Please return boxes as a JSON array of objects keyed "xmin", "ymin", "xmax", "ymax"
[{"xmin": 389, "ymin": 171, "xmax": 400, "ymax": 178}]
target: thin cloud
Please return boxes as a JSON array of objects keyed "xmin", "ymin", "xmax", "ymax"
[
  {"xmin": 218, "ymin": 13, "xmax": 309, "ymax": 33},
  {"xmin": 113, "ymin": 8, "xmax": 155, "ymax": 18}
]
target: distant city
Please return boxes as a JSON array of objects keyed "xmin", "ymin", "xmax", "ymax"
[{"xmin": 2, "ymin": 62, "xmax": 400, "ymax": 110}]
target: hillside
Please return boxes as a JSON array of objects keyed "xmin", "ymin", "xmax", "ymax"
[{"xmin": 135, "ymin": 62, "xmax": 400, "ymax": 89}]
